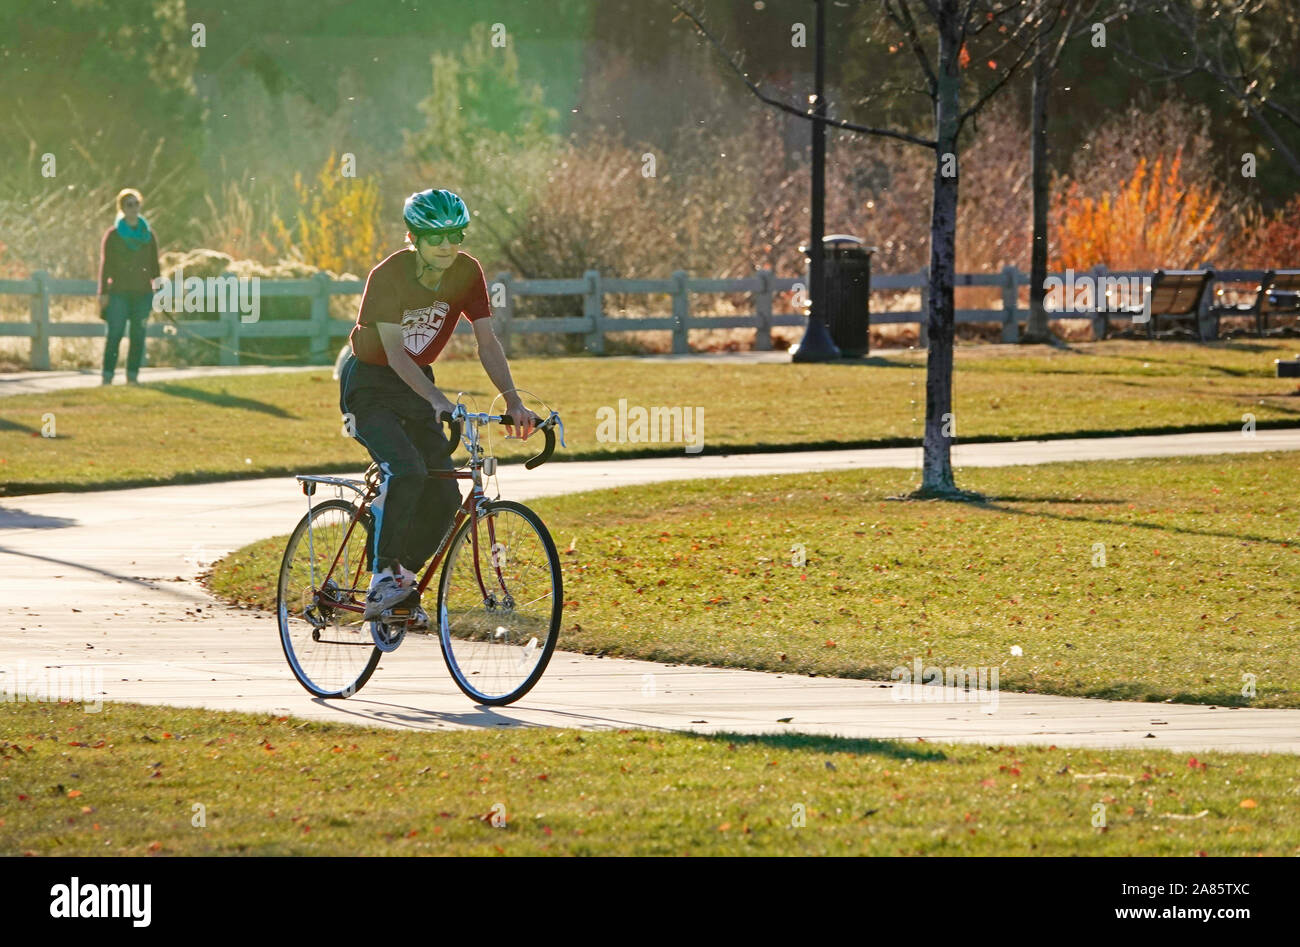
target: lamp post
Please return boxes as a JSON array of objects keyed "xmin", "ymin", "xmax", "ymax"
[{"xmin": 791, "ymin": 0, "xmax": 841, "ymax": 362}]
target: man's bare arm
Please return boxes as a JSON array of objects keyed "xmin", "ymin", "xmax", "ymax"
[{"xmin": 473, "ymin": 318, "xmax": 538, "ymax": 438}]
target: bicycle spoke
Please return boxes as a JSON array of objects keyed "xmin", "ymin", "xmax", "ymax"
[
  {"xmin": 438, "ymin": 502, "xmax": 561, "ymax": 705},
  {"xmin": 277, "ymin": 500, "xmax": 379, "ymax": 698}
]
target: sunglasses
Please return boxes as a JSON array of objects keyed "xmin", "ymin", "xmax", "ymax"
[{"xmin": 417, "ymin": 230, "xmax": 466, "ymax": 246}]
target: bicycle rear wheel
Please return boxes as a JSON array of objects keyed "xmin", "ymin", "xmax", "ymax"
[
  {"xmin": 277, "ymin": 498, "xmax": 381, "ymax": 698},
  {"xmin": 437, "ymin": 499, "xmax": 562, "ymax": 705}
]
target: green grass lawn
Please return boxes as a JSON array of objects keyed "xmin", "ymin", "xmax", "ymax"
[
  {"xmin": 2, "ymin": 701, "xmax": 1294, "ymax": 856},
  {"xmin": 207, "ymin": 451, "xmax": 1300, "ymax": 708},
  {"xmin": 2, "ymin": 340, "xmax": 1298, "ymax": 495}
]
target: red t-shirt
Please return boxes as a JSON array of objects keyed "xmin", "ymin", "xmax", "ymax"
[{"xmin": 348, "ymin": 249, "xmax": 491, "ymax": 366}]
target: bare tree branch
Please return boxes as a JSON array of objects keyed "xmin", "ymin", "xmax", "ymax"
[
  {"xmin": 955, "ymin": 7, "xmax": 1047, "ymax": 131},
  {"xmin": 1113, "ymin": 0, "xmax": 1300, "ymax": 176},
  {"xmin": 882, "ymin": 0, "xmax": 940, "ymax": 97},
  {"xmin": 671, "ymin": 1, "xmax": 937, "ymax": 147}
]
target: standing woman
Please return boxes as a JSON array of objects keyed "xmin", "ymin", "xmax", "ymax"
[{"xmin": 98, "ymin": 188, "xmax": 160, "ymax": 385}]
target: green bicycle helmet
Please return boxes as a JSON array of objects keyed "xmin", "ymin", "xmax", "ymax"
[{"xmin": 403, "ymin": 188, "xmax": 470, "ymax": 234}]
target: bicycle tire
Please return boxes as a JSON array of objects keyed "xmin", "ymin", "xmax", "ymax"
[
  {"xmin": 436, "ymin": 499, "xmax": 563, "ymax": 706},
  {"xmin": 277, "ymin": 497, "xmax": 382, "ymax": 698}
]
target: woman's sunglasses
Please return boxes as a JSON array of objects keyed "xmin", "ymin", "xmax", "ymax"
[{"xmin": 418, "ymin": 230, "xmax": 466, "ymax": 246}]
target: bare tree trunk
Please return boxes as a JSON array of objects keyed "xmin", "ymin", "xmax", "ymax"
[
  {"xmin": 1023, "ymin": 35, "xmax": 1053, "ymax": 344},
  {"xmin": 917, "ymin": 0, "xmax": 962, "ymax": 496}
]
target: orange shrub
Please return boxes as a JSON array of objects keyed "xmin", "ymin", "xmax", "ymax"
[{"xmin": 1053, "ymin": 149, "xmax": 1223, "ymax": 270}]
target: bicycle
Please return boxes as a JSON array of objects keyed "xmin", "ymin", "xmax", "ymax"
[{"xmin": 276, "ymin": 402, "xmax": 565, "ymax": 706}]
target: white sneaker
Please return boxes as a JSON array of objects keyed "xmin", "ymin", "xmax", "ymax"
[{"xmin": 363, "ymin": 571, "xmax": 411, "ymax": 619}]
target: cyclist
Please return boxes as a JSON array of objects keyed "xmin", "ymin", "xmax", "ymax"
[{"xmin": 339, "ymin": 188, "xmax": 539, "ymax": 626}]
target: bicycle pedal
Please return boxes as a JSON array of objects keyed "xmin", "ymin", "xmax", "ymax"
[{"xmin": 381, "ymin": 606, "xmax": 429, "ymax": 631}]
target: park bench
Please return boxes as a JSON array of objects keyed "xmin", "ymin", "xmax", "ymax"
[
  {"xmin": 1207, "ymin": 270, "xmax": 1300, "ymax": 339},
  {"xmin": 1102, "ymin": 269, "xmax": 1214, "ymax": 341},
  {"xmin": 1209, "ymin": 277, "xmax": 1264, "ymax": 340},
  {"xmin": 1257, "ymin": 270, "xmax": 1300, "ymax": 337}
]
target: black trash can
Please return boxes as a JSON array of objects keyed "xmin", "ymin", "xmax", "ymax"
[{"xmin": 803, "ymin": 235, "xmax": 874, "ymax": 357}]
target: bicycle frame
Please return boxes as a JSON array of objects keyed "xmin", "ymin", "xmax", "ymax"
[{"xmin": 295, "ymin": 408, "xmax": 558, "ymax": 621}]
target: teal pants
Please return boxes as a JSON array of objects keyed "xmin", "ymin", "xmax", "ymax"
[{"xmin": 103, "ymin": 292, "xmax": 152, "ymax": 380}]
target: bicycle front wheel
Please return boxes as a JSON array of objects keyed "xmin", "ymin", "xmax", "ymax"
[
  {"xmin": 437, "ymin": 500, "xmax": 562, "ymax": 705},
  {"xmin": 277, "ymin": 498, "xmax": 381, "ymax": 698}
]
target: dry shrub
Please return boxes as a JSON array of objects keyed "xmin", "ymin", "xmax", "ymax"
[
  {"xmin": 0, "ymin": 152, "xmax": 188, "ymax": 280},
  {"xmin": 1050, "ymin": 98, "xmax": 1225, "ymax": 269},
  {"xmin": 1228, "ymin": 194, "xmax": 1300, "ymax": 269},
  {"xmin": 954, "ymin": 99, "xmax": 1031, "ymax": 308},
  {"xmin": 191, "ymin": 176, "xmax": 290, "ymax": 265},
  {"xmin": 152, "ymin": 249, "xmax": 359, "ymax": 366},
  {"xmin": 499, "ymin": 98, "xmax": 1044, "ymax": 353}
]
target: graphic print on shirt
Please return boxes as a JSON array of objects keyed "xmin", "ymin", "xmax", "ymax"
[{"xmin": 399, "ymin": 302, "xmax": 450, "ymax": 357}]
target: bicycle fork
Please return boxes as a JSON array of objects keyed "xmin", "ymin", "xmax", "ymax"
[{"xmin": 468, "ymin": 496, "xmax": 514, "ymax": 612}]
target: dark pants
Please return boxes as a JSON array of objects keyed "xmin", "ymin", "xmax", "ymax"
[
  {"xmin": 338, "ymin": 354, "xmax": 462, "ymax": 576},
  {"xmin": 103, "ymin": 292, "xmax": 152, "ymax": 380}
]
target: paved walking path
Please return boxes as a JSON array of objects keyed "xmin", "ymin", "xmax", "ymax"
[
  {"xmin": 2, "ymin": 428, "xmax": 1298, "ymax": 752},
  {"xmin": 0, "ymin": 364, "xmax": 322, "ymax": 398}
]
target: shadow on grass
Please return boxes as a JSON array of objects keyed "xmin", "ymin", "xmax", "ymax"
[
  {"xmin": 973, "ymin": 494, "xmax": 1127, "ymax": 505},
  {"xmin": 968, "ymin": 496, "xmax": 1294, "ymax": 548},
  {"xmin": 0, "ymin": 416, "xmax": 42, "ymax": 435},
  {"xmin": 150, "ymin": 382, "xmax": 297, "ymax": 419},
  {"xmin": 1237, "ymin": 399, "xmax": 1300, "ymax": 416},
  {"xmin": 695, "ymin": 730, "xmax": 949, "ymax": 761},
  {"xmin": 1099, "ymin": 352, "xmax": 1267, "ymax": 378},
  {"xmin": 986, "ymin": 343, "xmax": 1289, "ymax": 378},
  {"xmin": 806, "ymin": 356, "xmax": 929, "ymax": 369}
]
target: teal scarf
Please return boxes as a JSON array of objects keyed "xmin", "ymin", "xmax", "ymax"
[{"xmin": 115, "ymin": 213, "xmax": 152, "ymax": 251}]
